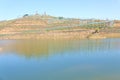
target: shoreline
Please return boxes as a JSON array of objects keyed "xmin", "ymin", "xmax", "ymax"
[{"xmin": 0, "ymin": 31, "xmax": 120, "ymax": 40}]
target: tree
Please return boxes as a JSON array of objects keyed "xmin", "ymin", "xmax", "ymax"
[
  {"xmin": 59, "ymin": 17, "xmax": 64, "ymax": 20},
  {"xmin": 23, "ymin": 14, "xmax": 29, "ymax": 17}
]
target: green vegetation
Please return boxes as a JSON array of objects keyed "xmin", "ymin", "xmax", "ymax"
[{"xmin": 23, "ymin": 14, "xmax": 29, "ymax": 17}]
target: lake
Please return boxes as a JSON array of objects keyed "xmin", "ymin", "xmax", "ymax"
[{"xmin": 0, "ymin": 39, "xmax": 120, "ymax": 80}]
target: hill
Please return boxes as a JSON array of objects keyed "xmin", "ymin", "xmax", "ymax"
[{"xmin": 0, "ymin": 14, "xmax": 120, "ymax": 39}]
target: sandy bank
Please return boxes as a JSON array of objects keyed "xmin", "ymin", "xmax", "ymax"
[
  {"xmin": 0, "ymin": 30, "xmax": 120, "ymax": 40},
  {"xmin": 102, "ymin": 33, "xmax": 120, "ymax": 38},
  {"xmin": 0, "ymin": 30, "xmax": 95, "ymax": 40},
  {"xmin": 88, "ymin": 33, "xmax": 106, "ymax": 39}
]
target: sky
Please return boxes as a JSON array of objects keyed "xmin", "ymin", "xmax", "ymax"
[{"xmin": 0, "ymin": 0, "xmax": 120, "ymax": 20}]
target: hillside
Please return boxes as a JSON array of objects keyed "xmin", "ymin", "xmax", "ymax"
[
  {"xmin": 0, "ymin": 14, "xmax": 82, "ymax": 35},
  {"xmin": 0, "ymin": 14, "xmax": 120, "ymax": 39}
]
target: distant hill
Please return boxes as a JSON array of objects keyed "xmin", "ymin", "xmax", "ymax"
[
  {"xmin": 0, "ymin": 14, "xmax": 81, "ymax": 36},
  {"xmin": 0, "ymin": 14, "xmax": 120, "ymax": 39}
]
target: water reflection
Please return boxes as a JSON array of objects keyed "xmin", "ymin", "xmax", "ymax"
[
  {"xmin": 0, "ymin": 39, "xmax": 120, "ymax": 80},
  {"xmin": 1, "ymin": 39, "xmax": 120, "ymax": 58}
]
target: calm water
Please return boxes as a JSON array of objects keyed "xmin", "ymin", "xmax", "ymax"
[{"xmin": 0, "ymin": 39, "xmax": 120, "ymax": 80}]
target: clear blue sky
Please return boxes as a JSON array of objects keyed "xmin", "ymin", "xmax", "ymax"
[{"xmin": 0, "ymin": 0, "xmax": 120, "ymax": 20}]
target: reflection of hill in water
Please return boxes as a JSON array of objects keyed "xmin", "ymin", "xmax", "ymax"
[{"xmin": 3, "ymin": 39, "xmax": 119, "ymax": 58}]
